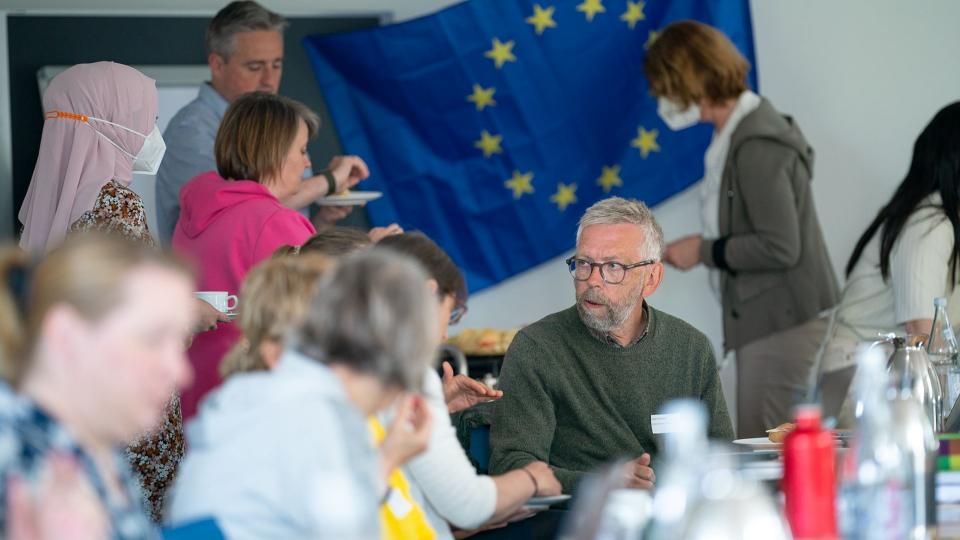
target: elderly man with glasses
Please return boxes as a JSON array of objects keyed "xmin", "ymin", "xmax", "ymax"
[{"xmin": 489, "ymin": 197, "xmax": 733, "ymax": 497}]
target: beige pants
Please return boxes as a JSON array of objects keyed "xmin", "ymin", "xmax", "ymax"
[{"xmin": 735, "ymin": 317, "xmax": 829, "ymax": 439}]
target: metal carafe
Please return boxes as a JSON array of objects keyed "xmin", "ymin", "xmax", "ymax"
[{"xmin": 886, "ymin": 336, "xmax": 943, "ymax": 432}]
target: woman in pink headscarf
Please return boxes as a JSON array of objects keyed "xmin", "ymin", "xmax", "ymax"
[
  {"xmin": 16, "ymin": 61, "xmax": 198, "ymax": 523},
  {"xmin": 18, "ymin": 61, "xmax": 165, "ymax": 254}
]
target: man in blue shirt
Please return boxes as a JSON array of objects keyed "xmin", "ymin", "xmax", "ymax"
[{"xmin": 156, "ymin": 1, "xmax": 367, "ymax": 244}]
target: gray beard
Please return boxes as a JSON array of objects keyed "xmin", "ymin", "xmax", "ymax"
[{"xmin": 576, "ymin": 285, "xmax": 644, "ymax": 334}]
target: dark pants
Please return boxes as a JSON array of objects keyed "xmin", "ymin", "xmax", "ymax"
[
  {"xmin": 736, "ymin": 317, "xmax": 828, "ymax": 438},
  {"xmin": 470, "ymin": 510, "xmax": 567, "ymax": 540}
]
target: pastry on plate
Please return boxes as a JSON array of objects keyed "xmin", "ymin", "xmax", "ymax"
[{"xmin": 766, "ymin": 422, "xmax": 795, "ymax": 443}]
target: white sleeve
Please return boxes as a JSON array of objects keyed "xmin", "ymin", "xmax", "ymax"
[
  {"xmin": 403, "ymin": 371, "xmax": 497, "ymax": 529},
  {"xmin": 891, "ymin": 212, "xmax": 954, "ymax": 324}
]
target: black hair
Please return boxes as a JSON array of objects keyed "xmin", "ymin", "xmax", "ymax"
[{"xmin": 846, "ymin": 101, "xmax": 960, "ymax": 287}]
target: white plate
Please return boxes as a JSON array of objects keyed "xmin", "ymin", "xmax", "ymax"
[
  {"xmin": 316, "ymin": 191, "xmax": 383, "ymax": 206},
  {"xmin": 527, "ymin": 494, "xmax": 572, "ymax": 506},
  {"xmin": 733, "ymin": 437, "xmax": 782, "ymax": 451},
  {"xmin": 740, "ymin": 460, "xmax": 784, "ymax": 481}
]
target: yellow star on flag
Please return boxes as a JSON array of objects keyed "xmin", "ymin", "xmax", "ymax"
[
  {"xmin": 466, "ymin": 84, "xmax": 496, "ymax": 111},
  {"xmin": 645, "ymin": 29, "xmax": 659, "ymax": 49},
  {"xmin": 550, "ymin": 183, "xmax": 578, "ymax": 211},
  {"xmin": 576, "ymin": 0, "xmax": 605, "ymax": 22},
  {"xmin": 596, "ymin": 165, "xmax": 623, "ymax": 193},
  {"xmin": 631, "ymin": 126, "xmax": 660, "ymax": 158},
  {"xmin": 504, "ymin": 170, "xmax": 535, "ymax": 199},
  {"xmin": 621, "ymin": 1, "xmax": 646, "ymax": 29},
  {"xmin": 484, "ymin": 38, "xmax": 517, "ymax": 69},
  {"xmin": 526, "ymin": 4, "xmax": 557, "ymax": 35},
  {"xmin": 475, "ymin": 130, "xmax": 503, "ymax": 158}
]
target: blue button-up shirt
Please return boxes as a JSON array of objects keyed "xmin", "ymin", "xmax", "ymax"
[{"xmin": 155, "ymin": 83, "xmax": 229, "ymax": 245}]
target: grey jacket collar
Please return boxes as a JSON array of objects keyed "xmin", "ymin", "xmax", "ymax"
[{"xmin": 730, "ymin": 98, "xmax": 815, "ymax": 178}]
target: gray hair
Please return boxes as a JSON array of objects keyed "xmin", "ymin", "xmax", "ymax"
[
  {"xmin": 289, "ymin": 250, "xmax": 438, "ymax": 393},
  {"xmin": 206, "ymin": 1, "xmax": 289, "ymax": 59},
  {"xmin": 576, "ymin": 197, "xmax": 664, "ymax": 260}
]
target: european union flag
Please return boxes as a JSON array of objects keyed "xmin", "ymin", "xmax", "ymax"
[{"xmin": 305, "ymin": 0, "xmax": 755, "ymax": 292}]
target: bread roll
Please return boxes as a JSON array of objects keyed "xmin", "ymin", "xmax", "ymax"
[{"xmin": 766, "ymin": 422, "xmax": 795, "ymax": 443}]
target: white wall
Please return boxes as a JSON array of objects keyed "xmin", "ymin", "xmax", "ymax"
[
  {"xmin": 3, "ymin": 0, "xmax": 960, "ymax": 361},
  {"xmin": 461, "ymin": 0, "xmax": 960, "ymax": 360}
]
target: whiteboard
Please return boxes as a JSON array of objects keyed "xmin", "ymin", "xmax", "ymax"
[
  {"xmin": 37, "ymin": 65, "xmax": 208, "ymax": 236},
  {"xmin": 130, "ymin": 84, "xmax": 203, "ymax": 234}
]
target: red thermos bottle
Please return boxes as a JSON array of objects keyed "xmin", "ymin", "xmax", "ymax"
[{"xmin": 783, "ymin": 405, "xmax": 837, "ymax": 539}]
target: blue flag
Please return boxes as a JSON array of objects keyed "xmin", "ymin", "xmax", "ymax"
[{"xmin": 305, "ymin": 0, "xmax": 756, "ymax": 292}]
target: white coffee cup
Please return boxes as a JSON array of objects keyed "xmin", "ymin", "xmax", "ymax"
[{"xmin": 195, "ymin": 291, "xmax": 239, "ymax": 313}]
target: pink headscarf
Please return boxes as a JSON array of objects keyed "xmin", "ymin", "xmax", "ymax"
[{"xmin": 18, "ymin": 61, "xmax": 158, "ymax": 255}]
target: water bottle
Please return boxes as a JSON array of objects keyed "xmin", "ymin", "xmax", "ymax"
[
  {"xmin": 783, "ymin": 405, "xmax": 837, "ymax": 539},
  {"xmin": 644, "ymin": 400, "xmax": 708, "ymax": 540},
  {"xmin": 928, "ymin": 296, "xmax": 960, "ymax": 419},
  {"xmin": 645, "ymin": 400, "xmax": 790, "ymax": 540},
  {"xmin": 839, "ymin": 346, "xmax": 909, "ymax": 540},
  {"xmin": 888, "ymin": 389, "xmax": 938, "ymax": 540},
  {"xmin": 839, "ymin": 346, "xmax": 937, "ymax": 540}
]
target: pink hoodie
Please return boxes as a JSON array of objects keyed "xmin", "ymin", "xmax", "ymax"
[{"xmin": 173, "ymin": 171, "xmax": 315, "ymax": 421}]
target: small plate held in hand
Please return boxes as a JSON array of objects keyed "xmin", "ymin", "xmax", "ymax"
[
  {"xmin": 527, "ymin": 494, "xmax": 571, "ymax": 506},
  {"xmin": 317, "ymin": 191, "xmax": 383, "ymax": 206}
]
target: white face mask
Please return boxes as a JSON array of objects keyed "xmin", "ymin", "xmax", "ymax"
[
  {"xmin": 130, "ymin": 125, "xmax": 167, "ymax": 175},
  {"xmin": 86, "ymin": 116, "xmax": 167, "ymax": 175},
  {"xmin": 657, "ymin": 97, "xmax": 701, "ymax": 131}
]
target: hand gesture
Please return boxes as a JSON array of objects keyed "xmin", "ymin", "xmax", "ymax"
[
  {"xmin": 624, "ymin": 453, "xmax": 656, "ymax": 490},
  {"xmin": 380, "ymin": 394, "xmax": 433, "ymax": 475},
  {"xmin": 312, "ymin": 205, "xmax": 354, "ymax": 229},
  {"xmin": 193, "ymin": 298, "xmax": 230, "ymax": 333},
  {"xmin": 523, "ymin": 461, "xmax": 562, "ymax": 497},
  {"xmin": 663, "ymin": 235, "xmax": 703, "ymax": 271},
  {"xmin": 326, "ymin": 155, "xmax": 370, "ymax": 194},
  {"xmin": 368, "ymin": 224, "xmax": 403, "ymax": 242},
  {"xmin": 441, "ymin": 362, "xmax": 503, "ymax": 413}
]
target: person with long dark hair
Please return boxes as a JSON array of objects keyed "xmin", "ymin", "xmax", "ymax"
[{"xmin": 819, "ymin": 101, "xmax": 960, "ymax": 422}]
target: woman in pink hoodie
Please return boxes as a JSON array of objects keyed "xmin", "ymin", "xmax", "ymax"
[{"xmin": 173, "ymin": 92, "xmax": 368, "ymax": 421}]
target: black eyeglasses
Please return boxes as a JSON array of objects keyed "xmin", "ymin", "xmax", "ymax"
[
  {"xmin": 565, "ymin": 257, "xmax": 657, "ymax": 284},
  {"xmin": 449, "ymin": 304, "xmax": 468, "ymax": 325}
]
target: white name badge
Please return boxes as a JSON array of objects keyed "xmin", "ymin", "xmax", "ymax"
[
  {"xmin": 386, "ymin": 487, "xmax": 413, "ymax": 518},
  {"xmin": 651, "ymin": 413, "xmax": 685, "ymax": 435}
]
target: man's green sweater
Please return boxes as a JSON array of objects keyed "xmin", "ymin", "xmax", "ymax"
[{"xmin": 488, "ymin": 304, "xmax": 733, "ymax": 494}]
